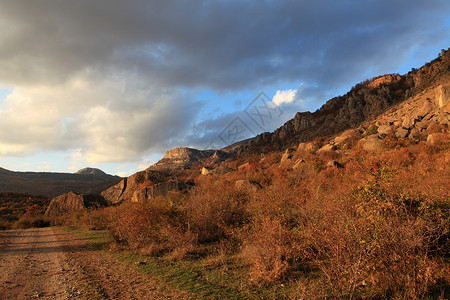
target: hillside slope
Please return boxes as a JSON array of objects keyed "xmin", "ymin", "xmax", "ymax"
[
  {"xmin": 239, "ymin": 48, "xmax": 450, "ymax": 153},
  {"xmin": 0, "ymin": 168, "xmax": 121, "ymax": 197}
]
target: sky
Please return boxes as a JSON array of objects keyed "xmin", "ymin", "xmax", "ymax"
[{"xmin": 0, "ymin": 0, "xmax": 449, "ymax": 176}]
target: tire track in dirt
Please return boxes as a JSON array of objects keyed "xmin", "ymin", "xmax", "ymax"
[
  {"xmin": 0, "ymin": 228, "xmax": 81, "ymax": 299},
  {"xmin": 0, "ymin": 228, "xmax": 189, "ymax": 299}
]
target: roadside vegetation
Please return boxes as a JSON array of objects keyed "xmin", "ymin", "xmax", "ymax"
[
  {"xmin": 0, "ymin": 192, "xmax": 50, "ymax": 229},
  {"xmin": 45, "ymin": 128, "xmax": 450, "ymax": 299}
]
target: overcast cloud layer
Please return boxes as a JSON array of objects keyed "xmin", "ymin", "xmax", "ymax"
[{"xmin": 0, "ymin": 0, "xmax": 449, "ymax": 173}]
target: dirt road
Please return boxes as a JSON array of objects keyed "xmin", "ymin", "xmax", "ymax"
[{"xmin": 0, "ymin": 228, "xmax": 187, "ymax": 299}]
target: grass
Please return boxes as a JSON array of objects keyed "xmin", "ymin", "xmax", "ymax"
[
  {"xmin": 65, "ymin": 225, "xmax": 112, "ymax": 250},
  {"xmin": 65, "ymin": 226, "xmax": 297, "ymax": 299}
]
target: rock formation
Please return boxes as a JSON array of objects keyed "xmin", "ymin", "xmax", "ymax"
[
  {"xmin": 44, "ymin": 192, "xmax": 107, "ymax": 217},
  {"xmin": 101, "ymin": 169, "xmax": 172, "ymax": 204},
  {"xmin": 148, "ymin": 147, "xmax": 230, "ymax": 172}
]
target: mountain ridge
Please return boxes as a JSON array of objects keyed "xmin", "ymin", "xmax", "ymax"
[
  {"xmin": 0, "ymin": 167, "xmax": 122, "ymax": 197},
  {"xmin": 145, "ymin": 48, "xmax": 449, "ymax": 171}
]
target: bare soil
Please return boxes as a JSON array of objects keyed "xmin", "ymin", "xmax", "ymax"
[{"xmin": 0, "ymin": 227, "xmax": 188, "ymax": 299}]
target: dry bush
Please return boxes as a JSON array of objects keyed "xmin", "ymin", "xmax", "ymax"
[
  {"xmin": 13, "ymin": 204, "xmax": 50, "ymax": 229},
  {"xmin": 241, "ymin": 215, "xmax": 296, "ymax": 284},
  {"xmin": 288, "ymin": 162, "xmax": 318, "ymax": 184},
  {"xmin": 84, "ymin": 207, "xmax": 114, "ymax": 230},
  {"xmin": 380, "ymin": 148, "xmax": 415, "ymax": 169},
  {"xmin": 158, "ymin": 225, "xmax": 198, "ymax": 261},
  {"xmin": 241, "ymin": 172, "xmax": 309, "ymax": 284},
  {"xmin": 0, "ymin": 219, "xmax": 11, "ymax": 230},
  {"xmin": 300, "ymin": 182, "xmax": 449, "ymax": 298},
  {"xmin": 107, "ymin": 199, "xmax": 191, "ymax": 255},
  {"xmin": 50, "ymin": 210, "xmax": 86, "ymax": 227},
  {"xmin": 188, "ymin": 177, "xmax": 249, "ymax": 243}
]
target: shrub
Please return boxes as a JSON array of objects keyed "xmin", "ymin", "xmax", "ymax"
[
  {"xmin": 188, "ymin": 178, "xmax": 249, "ymax": 243},
  {"xmin": 300, "ymin": 183, "xmax": 450, "ymax": 298},
  {"xmin": 241, "ymin": 216, "xmax": 296, "ymax": 284}
]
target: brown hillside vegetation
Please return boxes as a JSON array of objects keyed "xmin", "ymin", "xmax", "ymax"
[
  {"xmin": 33, "ymin": 49, "xmax": 450, "ymax": 298},
  {"xmin": 0, "ymin": 192, "xmax": 50, "ymax": 229}
]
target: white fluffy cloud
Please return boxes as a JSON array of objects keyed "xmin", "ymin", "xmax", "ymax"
[
  {"xmin": 0, "ymin": 74, "xmax": 201, "ymax": 164},
  {"xmin": 272, "ymin": 89, "xmax": 297, "ymax": 106}
]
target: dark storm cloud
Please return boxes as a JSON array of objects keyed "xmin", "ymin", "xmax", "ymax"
[{"xmin": 0, "ymin": 0, "xmax": 448, "ymax": 89}]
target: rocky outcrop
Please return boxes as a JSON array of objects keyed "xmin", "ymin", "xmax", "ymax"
[
  {"xmin": 131, "ymin": 180, "xmax": 181, "ymax": 202},
  {"xmin": 44, "ymin": 192, "xmax": 107, "ymax": 217},
  {"xmin": 436, "ymin": 85, "xmax": 450, "ymax": 108},
  {"xmin": 101, "ymin": 170, "xmax": 171, "ymax": 204},
  {"xmin": 367, "ymin": 74, "xmax": 401, "ymax": 89},
  {"xmin": 148, "ymin": 148, "xmax": 230, "ymax": 172},
  {"xmin": 280, "ymin": 147, "xmax": 296, "ymax": 163}
]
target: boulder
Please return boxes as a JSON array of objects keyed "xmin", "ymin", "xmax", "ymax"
[
  {"xmin": 409, "ymin": 127, "xmax": 421, "ymax": 140},
  {"xmin": 377, "ymin": 125, "xmax": 392, "ymax": 135},
  {"xmin": 45, "ymin": 192, "xmax": 107, "ymax": 217},
  {"xmin": 360, "ymin": 136, "xmax": 383, "ymax": 152},
  {"xmin": 292, "ymin": 159, "xmax": 306, "ymax": 171},
  {"xmin": 395, "ymin": 128, "xmax": 409, "ymax": 138},
  {"xmin": 201, "ymin": 166, "xmax": 214, "ymax": 175},
  {"xmin": 101, "ymin": 170, "xmax": 172, "ymax": 204},
  {"xmin": 235, "ymin": 180, "xmax": 262, "ymax": 193},
  {"xmin": 393, "ymin": 120, "xmax": 402, "ymax": 127},
  {"xmin": 317, "ymin": 144, "xmax": 334, "ymax": 153},
  {"xmin": 101, "ymin": 179, "xmax": 126, "ymax": 205},
  {"xmin": 281, "ymin": 147, "xmax": 297, "ymax": 163},
  {"xmin": 333, "ymin": 129, "xmax": 361, "ymax": 145},
  {"xmin": 402, "ymin": 117, "xmax": 415, "ymax": 129},
  {"xmin": 417, "ymin": 100, "xmax": 435, "ymax": 118},
  {"xmin": 415, "ymin": 120, "xmax": 430, "ymax": 132}
]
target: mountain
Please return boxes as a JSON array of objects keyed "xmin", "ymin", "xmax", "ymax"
[
  {"xmin": 141, "ymin": 48, "xmax": 449, "ymax": 174},
  {"xmin": 237, "ymin": 48, "xmax": 450, "ymax": 154},
  {"xmin": 75, "ymin": 167, "xmax": 110, "ymax": 178},
  {"xmin": 147, "ymin": 147, "xmax": 230, "ymax": 172},
  {"xmin": 0, "ymin": 167, "xmax": 122, "ymax": 197}
]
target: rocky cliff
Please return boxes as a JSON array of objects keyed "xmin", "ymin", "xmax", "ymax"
[
  {"xmin": 101, "ymin": 169, "xmax": 182, "ymax": 204},
  {"xmin": 147, "ymin": 147, "xmax": 229, "ymax": 172},
  {"xmin": 240, "ymin": 48, "xmax": 450, "ymax": 153}
]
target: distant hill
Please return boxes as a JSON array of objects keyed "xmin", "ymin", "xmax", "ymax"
[
  {"xmin": 75, "ymin": 167, "xmax": 110, "ymax": 178},
  {"xmin": 0, "ymin": 167, "xmax": 122, "ymax": 197}
]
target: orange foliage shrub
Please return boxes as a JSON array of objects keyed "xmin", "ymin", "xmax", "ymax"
[{"xmin": 188, "ymin": 177, "xmax": 249, "ymax": 243}]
